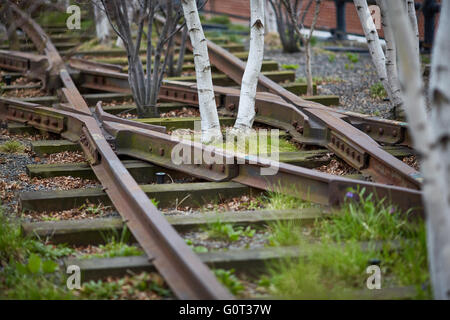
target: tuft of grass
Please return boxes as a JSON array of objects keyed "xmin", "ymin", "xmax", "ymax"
[
  {"xmin": 0, "ymin": 140, "xmax": 26, "ymax": 153},
  {"xmin": 345, "ymin": 63, "xmax": 354, "ymax": 70},
  {"xmin": 267, "ymin": 220, "xmax": 305, "ymax": 247},
  {"xmin": 328, "ymin": 53, "xmax": 336, "ymax": 63},
  {"xmin": 281, "ymin": 64, "xmax": 299, "ymax": 70},
  {"xmin": 268, "ymin": 240, "xmax": 378, "ymax": 299},
  {"xmin": 82, "ymin": 242, "xmax": 143, "ymax": 260},
  {"xmin": 259, "ymin": 189, "xmax": 312, "ymax": 211},
  {"xmin": 370, "ymin": 82, "xmax": 387, "ymax": 99},
  {"xmin": 346, "ymin": 52, "xmax": 359, "ymax": 63},
  {"xmin": 206, "ymin": 220, "xmax": 255, "ymax": 242},
  {"xmin": 316, "ymin": 188, "xmax": 419, "ymax": 242},
  {"xmin": 81, "ymin": 272, "xmax": 171, "ymax": 299},
  {"xmin": 263, "ymin": 188, "xmax": 430, "ymax": 299},
  {"xmin": 185, "ymin": 239, "xmax": 208, "ymax": 253},
  {"xmin": 0, "ymin": 211, "xmax": 74, "ymax": 299},
  {"xmin": 214, "ymin": 269, "xmax": 244, "ymax": 295}
]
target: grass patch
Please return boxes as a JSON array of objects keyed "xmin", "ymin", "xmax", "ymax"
[
  {"xmin": 346, "ymin": 52, "xmax": 359, "ymax": 63},
  {"xmin": 258, "ymin": 189, "xmax": 313, "ymax": 211},
  {"xmin": 281, "ymin": 64, "xmax": 299, "ymax": 70},
  {"xmin": 328, "ymin": 53, "xmax": 336, "ymax": 63},
  {"xmin": 0, "ymin": 210, "xmax": 75, "ymax": 299},
  {"xmin": 214, "ymin": 269, "xmax": 244, "ymax": 295},
  {"xmin": 80, "ymin": 273, "xmax": 171, "ymax": 299},
  {"xmin": 295, "ymin": 76, "xmax": 342, "ymax": 85},
  {"xmin": 263, "ymin": 188, "xmax": 430, "ymax": 299},
  {"xmin": 82, "ymin": 225, "xmax": 142, "ymax": 259},
  {"xmin": 205, "ymin": 220, "xmax": 256, "ymax": 242},
  {"xmin": 0, "ymin": 140, "xmax": 26, "ymax": 153},
  {"xmin": 370, "ymin": 82, "xmax": 387, "ymax": 99}
]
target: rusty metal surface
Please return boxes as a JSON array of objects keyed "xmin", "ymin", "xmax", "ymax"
[
  {"xmin": 69, "ymin": 56, "xmax": 420, "ymax": 188},
  {"xmin": 99, "ymin": 116, "xmax": 423, "ymax": 216},
  {"xmin": 158, "ymin": 81, "xmax": 422, "ymax": 190},
  {"xmin": 95, "ymin": 102, "xmax": 167, "ymax": 133},
  {"xmin": 0, "ymin": 97, "xmax": 233, "ymax": 299},
  {"xmin": 0, "ymin": 7, "xmax": 232, "ymax": 299}
]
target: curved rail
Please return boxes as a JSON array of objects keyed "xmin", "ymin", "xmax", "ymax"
[{"xmin": 1, "ymin": 4, "xmax": 232, "ymax": 299}]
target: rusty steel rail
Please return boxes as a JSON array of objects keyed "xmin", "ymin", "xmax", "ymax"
[
  {"xmin": 0, "ymin": 4, "xmax": 232, "ymax": 299},
  {"xmin": 95, "ymin": 105, "xmax": 423, "ymax": 216},
  {"xmin": 0, "ymin": 97, "xmax": 233, "ymax": 300},
  {"xmin": 201, "ymin": 40, "xmax": 420, "ymax": 189},
  {"xmin": 71, "ymin": 59, "xmax": 420, "ymax": 189}
]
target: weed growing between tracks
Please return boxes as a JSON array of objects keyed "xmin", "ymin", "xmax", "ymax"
[
  {"xmin": 261, "ymin": 189, "xmax": 430, "ymax": 299},
  {"xmin": 0, "ymin": 140, "xmax": 26, "ymax": 153},
  {"xmin": 0, "ymin": 209, "xmax": 75, "ymax": 299}
]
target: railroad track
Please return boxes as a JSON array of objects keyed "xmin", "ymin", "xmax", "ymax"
[{"xmin": 0, "ymin": 4, "xmax": 425, "ymax": 300}]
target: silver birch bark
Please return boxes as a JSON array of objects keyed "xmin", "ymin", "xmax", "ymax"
[
  {"xmin": 233, "ymin": 0, "xmax": 265, "ymax": 132},
  {"xmin": 386, "ymin": 0, "xmax": 450, "ymax": 300},
  {"xmin": 406, "ymin": 0, "xmax": 420, "ymax": 59},
  {"xmin": 93, "ymin": 0, "xmax": 110, "ymax": 43},
  {"xmin": 376, "ymin": 0, "xmax": 403, "ymax": 112},
  {"xmin": 265, "ymin": 0, "xmax": 277, "ymax": 33},
  {"xmin": 353, "ymin": 0, "xmax": 400, "ymax": 117},
  {"xmin": 181, "ymin": 0, "xmax": 222, "ymax": 144}
]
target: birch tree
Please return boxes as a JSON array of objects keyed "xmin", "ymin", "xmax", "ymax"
[
  {"xmin": 101, "ymin": 0, "xmax": 183, "ymax": 118},
  {"xmin": 386, "ymin": 0, "xmax": 450, "ymax": 299},
  {"xmin": 92, "ymin": 0, "xmax": 111, "ymax": 44},
  {"xmin": 353, "ymin": 0, "xmax": 422, "ymax": 120},
  {"xmin": 282, "ymin": 0, "xmax": 321, "ymax": 96},
  {"xmin": 181, "ymin": 0, "xmax": 222, "ymax": 143},
  {"xmin": 375, "ymin": 0, "xmax": 403, "ymax": 114},
  {"xmin": 267, "ymin": 0, "xmax": 301, "ymax": 52},
  {"xmin": 231, "ymin": 0, "xmax": 265, "ymax": 133}
]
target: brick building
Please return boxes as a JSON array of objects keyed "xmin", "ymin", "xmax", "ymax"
[{"xmin": 203, "ymin": 0, "xmax": 440, "ymax": 44}]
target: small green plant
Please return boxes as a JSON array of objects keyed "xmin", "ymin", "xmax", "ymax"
[
  {"xmin": 206, "ymin": 220, "xmax": 256, "ymax": 242},
  {"xmin": 267, "ymin": 220, "xmax": 305, "ymax": 247},
  {"xmin": 83, "ymin": 242, "xmax": 143, "ymax": 259},
  {"xmin": 346, "ymin": 52, "xmax": 359, "ymax": 63},
  {"xmin": 185, "ymin": 239, "xmax": 208, "ymax": 253},
  {"xmin": 81, "ymin": 272, "xmax": 171, "ymax": 299},
  {"xmin": 421, "ymin": 55, "xmax": 431, "ymax": 64},
  {"xmin": 316, "ymin": 188, "xmax": 418, "ymax": 242},
  {"xmin": 281, "ymin": 64, "xmax": 300, "ymax": 70},
  {"xmin": 328, "ymin": 53, "xmax": 336, "ymax": 63},
  {"xmin": 344, "ymin": 63, "xmax": 354, "ymax": 70},
  {"xmin": 0, "ymin": 211, "xmax": 74, "ymax": 299},
  {"xmin": 0, "ymin": 140, "xmax": 25, "ymax": 153},
  {"xmin": 214, "ymin": 269, "xmax": 244, "ymax": 295},
  {"xmin": 263, "ymin": 188, "xmax": 430, "ymax": 299},
  {"xmin": 370, "ymin": 82, "xmax": 387, "ymax": 99},
  {"xmin": 259, "ymin": 189, "xmax": 312, "ymax": 211},
  {"xmin": 309, "ymin": 36, "xmax": 318, "ymax": 47}
]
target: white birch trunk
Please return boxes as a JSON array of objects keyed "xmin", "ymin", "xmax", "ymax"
[
  {"xmin": 265, "ymin": 0, "xmax": 277, "ymax": 33},
  {"xmin": 428, "ymin": 0, "xmax": 450, "ymax": 299},
  {"xmin": 181, "ymin": 0, "xmax": 222, "ymax": 144},
  {"xmin": 93, "ymin": 0, "xmax": 110, "ymax": 43},
  {"xmin": 376, "ymin": 0, "xmax": 403, "ymax": 112},
  {"xmin": 233, "ymin": 0, "xmax": 265, "ymax": 131},
  {"xmin": 353, "ymin": 0, "xmax": 399, "ymax": 116},
  {"xmin": 406, "ymin": 0, "xmax": 420, "ymax": 59},
  {"xmin": 386, "ymin": 0, "xmax": 450, "ymax": 300}
]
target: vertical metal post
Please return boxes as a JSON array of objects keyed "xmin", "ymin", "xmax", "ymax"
[
  {"xmin": 334, "ymin": 0, "xmax": 348, "ymax": 40},
  {"xmin": 422, "ymin": 0, "xmax": 440, "ymax": 52}
]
